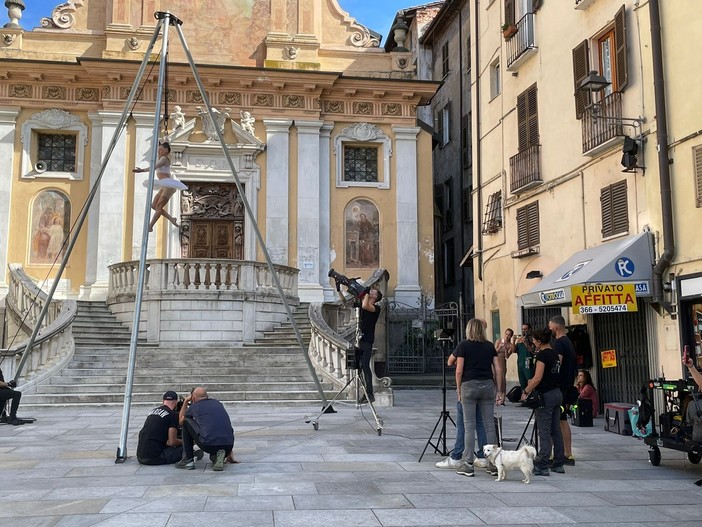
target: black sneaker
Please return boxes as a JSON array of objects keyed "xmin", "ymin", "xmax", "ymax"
[
  {"xmin": 551, "ymin": 465, "xmax": 565, "ymax": 474},
  {"xmin": 564, "ymin": 456, "xmax": 575, "ymax": 466},
  {"xmin": 532, "ymin": 466, "xmax": 550, "ymax": 476},
  {"xmin": 194, "ymin": 449, "xmax": 205, "ymax": 461},
  {"xmin": 9, "ymin": 417, "xmax": 27, "ymax": 426},
  {"xmin": 485, "ymin": 463, "xmax": 498, "ymax": 476},
  {"xmin": 456, "ymin": 462, "xmax": 475, "ymax": 477},
  {"xmin": 175, "ymin": 458, "xmax": 195, "ymax": 470}
]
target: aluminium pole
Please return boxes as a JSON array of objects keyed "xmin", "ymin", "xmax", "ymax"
[
  {"xmin": 172, "ymin": 20, "xmax": 329, "ymax": 406},
  {"xmin": 12, "ymin": 18, "xmax": 167, "ymax": 384},
  {"xmin": 116, "ymin": 12, "xmax": 173, "ymax": 462}
]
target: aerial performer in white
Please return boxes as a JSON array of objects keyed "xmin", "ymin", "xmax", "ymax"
[{"xmin": 133, "ymin": 141, "xmax": 187, "ymax": 232}]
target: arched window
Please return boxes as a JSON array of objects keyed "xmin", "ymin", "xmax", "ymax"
[
  {"xmin": 345, "ymin": 199, "xmax": 380, "ymax": 269},
  {"xmin": 29, "ymin": 190, "xmax": 71, "ymax": 264}
]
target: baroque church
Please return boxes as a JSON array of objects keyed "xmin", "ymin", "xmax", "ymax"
[{"xmin": 0, "ymin": 0, "xmax": 438, "ymax": 309}]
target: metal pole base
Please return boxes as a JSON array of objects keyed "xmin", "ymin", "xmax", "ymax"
[{"xmin": 418, "ymin": 410, "xmax": 455, "ymax": 462}]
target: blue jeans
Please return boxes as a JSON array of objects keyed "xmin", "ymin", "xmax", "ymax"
[
  {"xmin": 451, "ymin": 400, "xmax": 488, "ymax": 460},
  {"xmin": 460, "ymin": 379, "xmax": 497, "ymax": 463},
  {"xmin": 535, "ymin": 388, "xmax": 565, "ymax": 470}
]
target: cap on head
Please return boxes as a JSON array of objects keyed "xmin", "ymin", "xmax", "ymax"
[{"xmin": 162, "ymin": 390, "xmax": 178, "ymax": 401}]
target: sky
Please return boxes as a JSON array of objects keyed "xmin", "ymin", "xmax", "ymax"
[{"xmin": 16, "ymin": 0, "xmax": 413, "ymax": 39}]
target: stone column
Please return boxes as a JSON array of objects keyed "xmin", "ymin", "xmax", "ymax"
[
  {"xmin": 132, "ymin": 113, "xmax": 158, "ymax": 260},
  {"xmin": 319, "ymin": 123, "xmax": 335, "ymax": 301},
  {"xmin": 392, "ymin": 126, "xmax": 422, "ymax": 306},
  {"xmin": 295, "ymin": 120, "xmax": 324, "ymax": 302},
  {"xmin": 84, "ymin": 111, "xmax": 128, "ymax": 300},
  {"xmin": 263, "ymin": 120, "xmax": 292, "ymax": 265},
  {"xmin": 0, "ymin": 107, "xmax": 19, "ymax": 293}
]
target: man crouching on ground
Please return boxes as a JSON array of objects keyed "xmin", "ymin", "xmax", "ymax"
[{"xmin": 176, "ymin": 387, "xmax": 235, "ymax": 471}]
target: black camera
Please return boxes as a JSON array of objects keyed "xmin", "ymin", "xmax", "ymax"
[
  {"xmin": 328, "ymin": 268, "xmax": 368, "ymax": 300},
  {"xmin": 8, "ymin": 379, "xmax": 17, "ymax": 389}
]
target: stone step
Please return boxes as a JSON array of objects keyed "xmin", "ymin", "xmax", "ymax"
[
  {"xmin": 48, "ymin": 373, "xmax": 317, "ymax": 384},
  {"xmin": 51, "ymin": 366, "xmax": 313, "ymax": 376},
  {"xmin": 34, "ymin": 381, "xmax": 328, "ymax": 394},
  {"xmin": 19, "ymin": 399, "xmax": 327, "ymax": 408}
]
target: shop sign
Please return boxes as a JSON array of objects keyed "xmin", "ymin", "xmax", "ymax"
[
  {"xmin": 571, "ymin": 283, "xmax": 637, "ymax": 314},
  {"xmin": 539, "ymin": 288, "xmax": 565, "ymax": 305},
  {"xmin": 601, "ymin": 349, "xmax": 617, "ymax": 368}
]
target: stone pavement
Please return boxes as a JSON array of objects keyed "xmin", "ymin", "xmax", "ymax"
[{"xmin": 2, "ymin": 389, "xmax": 702, "ymax": 526}]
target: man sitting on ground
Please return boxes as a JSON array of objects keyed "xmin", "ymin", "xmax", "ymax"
[
  {"xmin": 177, "ymin": 387, "xmax": 235, "ymax": 471},
  {"xmin": 0, "ymin": 367, "xmax": 24, "ymax": 426},
  {"xmin": 137, "ymin": 390, "xmax": 202, "ymax": 465}
]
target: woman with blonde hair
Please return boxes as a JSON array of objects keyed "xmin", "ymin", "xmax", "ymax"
[{"xmin": 453, "ymin": 318, "xmax": 503, "ymax": 477}]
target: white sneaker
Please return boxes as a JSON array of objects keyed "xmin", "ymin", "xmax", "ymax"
[
  {"xmin": 473, "ymin": 458, "xmax": 488, "ymax": 468},
  {"xmin": 435, "ymin": 456, "xmax": 461, "ymax": 469}
]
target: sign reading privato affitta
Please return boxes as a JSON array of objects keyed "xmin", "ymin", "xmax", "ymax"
[{"xmin": 571, "ymin": 283, "xmax": 638, "ymax": 314}]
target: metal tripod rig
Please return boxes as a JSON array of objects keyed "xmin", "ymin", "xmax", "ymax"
[
  {"xmin": 306, "ymin": 299, "xmax": 384, "ymax": 435},
  {"xmin": 8, "ymin": 11, "xmax": 329, "ymax": 462}
]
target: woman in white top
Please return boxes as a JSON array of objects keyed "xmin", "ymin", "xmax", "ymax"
[{"xmin": 133, "ymin": 142, "xmax": 186, "ymax": 231}]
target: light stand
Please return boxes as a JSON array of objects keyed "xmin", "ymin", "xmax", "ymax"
[
  {"xmin": 418, "ymin": 329, "xmax": 455, "ymax": 462},
  {"xmin": 305, "ymin": 299, "xmax": 384, "ymax": 435},
  {"xmin": 516, "ymin": 408, "xmax": 539, "ymax": 450}
]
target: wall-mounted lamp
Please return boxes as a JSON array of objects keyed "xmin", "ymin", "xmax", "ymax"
[
  {"xmin": 526, "ymin": 270, "xmax": 542, "ymax": 279},
  {"xmin": 579, "ymin": 70, "xmax": 610, "ymax": 93},
  {"xmin": 577, "ymin": 70, "xmax": 646, "ymax": 132}
]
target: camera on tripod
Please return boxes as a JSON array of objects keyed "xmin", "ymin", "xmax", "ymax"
[{"xmin": 328, "ymin": 268, "xmax": 368, "ymax": 301}]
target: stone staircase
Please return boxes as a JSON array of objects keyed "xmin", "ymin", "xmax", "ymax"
[{"xmin": 20, "ymin": 301, "xmax": 336, "ymax": 407}]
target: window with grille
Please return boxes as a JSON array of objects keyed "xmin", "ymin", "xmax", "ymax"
[
  {"xmin": 482, "ymin": 191, "xmax": 502, "ymax": 234},
  {"xmin": 695, "ymin": 146, "xmax": 702, "ymax": 208},
  {"xmin": 517, "ymin": 84, "xmax": 539, "ymax": 151},
  {"xmin": 442, "ymin": 41, "xmax": 450, "ymax": 77},
  {"xmin": 343, "ymin": 146, "xmax": 378, "ymax": 183},
  {"xmin": 600, "ymin": 180, "xmax": 628, "ymax": 237},
  {"xmin": 516, "ymin": 201, "xmax": 539, "ymax": 250},
  {"xmin": 37, "ymin": 133, "xmax": 77, "ymax": 173}
]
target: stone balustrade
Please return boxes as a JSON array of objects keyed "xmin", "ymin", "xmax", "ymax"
[
  {"xmin": 107, "ymin": 259, "xmax": 299, "ymax": 345},
  {"xmin": 1, "ymin": 264, "xmax": 76, "ymax": 391}
]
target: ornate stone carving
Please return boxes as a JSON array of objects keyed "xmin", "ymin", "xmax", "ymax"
[
  {"xmin": 353, "ymin": 101, "xmax": 373, "ymax": 115},
  {"xmin": 119, "ymin": 87, "xmax": 130, "ymax": 100},
  {"xmin": 336, "ymin": 123, "xmax": 386, "ymax": 144},
  {"xmin": 42, "ymin": 86, "xmax": 66, "ymax": 100},
  {"xmin": 186, "ymin": 90, "xmax": 203, "ymax": 103},
  {"xmin": 323, "ymin": 100, "xmax": 344, "ymax": 114},
  {"xmin": 170, "ymin": 105, "xmax": 185, "ymax": 131},
  {"xmin": 75, "ymin": 88, "xmax": 99, "ymax": 101},
  {"xmin": 283, "ymin": 95, "xmax": 304, "ymax": 108},
  {"xmin": 284, "ymin": 46, "xmax": 299, "ymax": 59},
  {"xmin": 349, "ymin": 24, "xmax": 380, "ymax": 48},
  {"xmin": 25, "ymin": 108, "xmax": 81, "ymax": 131},
  {"xmin": 40, "ymin": 0, "xmax": 84, "ymax": 30},
  {"xmin": 4, "ymin": 0, "xmax": 24, "ymax": 29},
  {"xmin": 197, "ymin": 106, "xmax": 230, "ymax": 141},
  {"xmin": 2, "ymin": 34, "xmax": 16, "ymax": 45},
  {"xmin": 220, "ymin": 91, "xmax": 241, "ymax": 105},
  {"xmin": 382, "ymin": 103, "xmax": 401, "ymax": 116},
  {"xmin": 101, "ymin": 86, "xmax": 110, "ymax": 99},
  {"xmin": 252, "ymin": 93, "xmax": 273, "ymax": 106},
  {"xmin": 126, "ymin": 37, "xmax": 140, "ymax": 50},
  {"xmin": 9, "ymin": 84, "xmax": 31, "ymax": 98},
  {"xmin": 239, "ymin": 110, "xmax": 256, "ymax": 136}
]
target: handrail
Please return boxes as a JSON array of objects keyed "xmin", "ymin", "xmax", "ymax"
[
  {"xmin": 1, "ymin": 264, "xmax": 77, "ymax": 391},
  {"xmin": 307, "ymin": 269, "xmax": 392, "ymax": 398}
]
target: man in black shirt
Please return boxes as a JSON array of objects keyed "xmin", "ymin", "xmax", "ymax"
[
  {"xmin": 176, "ymin": 387, "xmax": 234, "ymax": 471},
  {"xmin": 137, "ymin": 391, "xmax": 196, "ymax": 465},
  {"xmin": 549, "ymin": 315, "xmax": 577, "ymax": 466},
  {"xmin": 0, "ymin": 368, "xmax": 23, "ymax": 426},
  {"xmin": 357, "ymin": 286, "xmax": 382, "ymax": 404}
]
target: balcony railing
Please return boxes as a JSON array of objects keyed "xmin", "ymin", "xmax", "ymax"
[
  {"xmin": 506, "ymin": 12, "xmax": 536, "ymax": 71},
  {"xmin": 509, "ymin": 143, "xmax": 542, "ymax": 194},
  {"xmin": 581, "ymin": 91, "xmax": 623, "ymax": 154}
]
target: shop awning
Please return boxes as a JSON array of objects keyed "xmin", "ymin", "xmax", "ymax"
[{"xmin": 521, "ymin": 232, "xmax": 655, "ymax": 308}]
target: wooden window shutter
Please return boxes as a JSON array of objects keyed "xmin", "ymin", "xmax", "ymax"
[
  {"xmin": 614, "ymin": 5, "xmax": 629, "ymax": 91},
  {"xmin": 694, "ymin": 146, "xmax": 702, "ymax": 207},
  {"xmin": 600, "ymin": 186, "xmax": 613, "ymax": 238},
  {"xmin": 601, "ymin": 180, "xmax": 628, "ymax": 237},
  {"xmin": 527, "ymin": 84, "xmax": 539, "ymax": 148},
  {"xmin": 505, "ymin": 0, "xmax": 516, "ymax": 27},
  {"xmin": 517, "ymin": 91, "xmax": 527, "ymax": 151},
  {"xmin": 572, "ymin": 40, "xmax": 591, "ymax": 119},
  {"xmin": 527, "ymin": 202, "xmax": 539, "ymax": 247},
  {"xmin": 517, "ymin": 206, "xmax": 528, "ymax": 249},
  {"xmin": 517, "ymin": 202, "xmax": 539, "ymax": 249}
]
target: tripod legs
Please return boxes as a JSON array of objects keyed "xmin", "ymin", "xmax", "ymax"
[
  {"xmin": 419, "ymin": 410, "xmax": 456, "ymax": 462},
  {"xmin": 517, "ymin": 409, "xmax": 539, "ymax": 451}
]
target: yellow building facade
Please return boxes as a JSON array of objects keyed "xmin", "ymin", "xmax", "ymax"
[
  {"xmin": 472, "ymin": 0, "xmax": 702, "ymax": 403},
  {"xmin": 0, "ymin": 0, "xmax": 439, "ymax": 306}
]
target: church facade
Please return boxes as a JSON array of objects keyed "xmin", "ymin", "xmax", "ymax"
[{"xmin": 0, "ymin": 0, "xmax": 438, "ymax": 306}]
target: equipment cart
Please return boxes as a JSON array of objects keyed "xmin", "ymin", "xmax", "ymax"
[{"xmin": 642, "ymin": 378, "xmax": 702, "ymax": 466}]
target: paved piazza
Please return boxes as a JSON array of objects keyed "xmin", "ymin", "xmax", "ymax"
[{"xmin": 1, "ymin": 389, "xmax": 701, "ymax": 526}]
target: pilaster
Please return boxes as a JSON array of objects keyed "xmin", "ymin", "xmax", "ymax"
[
  {"xmin": 0, "ymin": 107, "xmax": 20, "ymax": 293},
  {"xmin": 392, "ymin": 125, "xmax": 422, "ymax": 306},
  {"xmin": 264, "ymin": 119, "xmax": 293, "ymax": 265},
  {"xmin": 132, "ymin": 113, "xmax": 159, "ymax": 259},
  {"xmin": 320, "ymin": 122, "xmax": 335, "ymax": 302}
]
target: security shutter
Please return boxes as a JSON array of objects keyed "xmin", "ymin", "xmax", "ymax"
[
  {"xmin": 517, "ymin": 84, "xmax": 539, "ymax": 151},
  {"xmin": 517, "ymin": 201, "xmax": 539, "ymax": 250},
  {"xmin": 505, "ymin": 0, "xmax": 515, "ymax": 27},
  {"xmin": 601, "ymin": 180, "xmax": 628, "ymax": 237},
  {"xmin": 572, "ymin": 40, "xmax": 591, "ymax": 119},
  {"xmin": 614, "ymin": 5, "xmax": 629, "ymax": 91},
  {"xmin": 694, "ymin": 146, "xmax": 702, "ymax": 208}
]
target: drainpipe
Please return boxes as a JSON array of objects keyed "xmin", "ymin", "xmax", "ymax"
[
  {"xmin": 649, "ymin": 0, "xmax": 675, "ymax": 314},
  {"xmin": 474, "ymin": 0, "xmax": 483, "ymax": 281}
]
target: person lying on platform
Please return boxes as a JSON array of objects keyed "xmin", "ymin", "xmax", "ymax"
[{"xmin": 0, "ymin": 367, "xmax": 24, "ymax": 426}]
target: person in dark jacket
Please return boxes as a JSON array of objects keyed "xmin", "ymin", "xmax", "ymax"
[
  {"xmin": 0, "ymin": 368, "xmax": 23, "ymax": 426},
  {"xmin": 176, "ymin": 387, "xmax": 235, "ymax": 471}
]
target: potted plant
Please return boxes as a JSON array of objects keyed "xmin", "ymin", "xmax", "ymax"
[{"xmin": 501, "ymin": 22, "xmax": 518, "ymax": 40}]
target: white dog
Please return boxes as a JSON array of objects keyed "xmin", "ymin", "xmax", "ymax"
[{"xmin": 483, "ymin": 444, "xmax": 536, "ymax": 484}]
